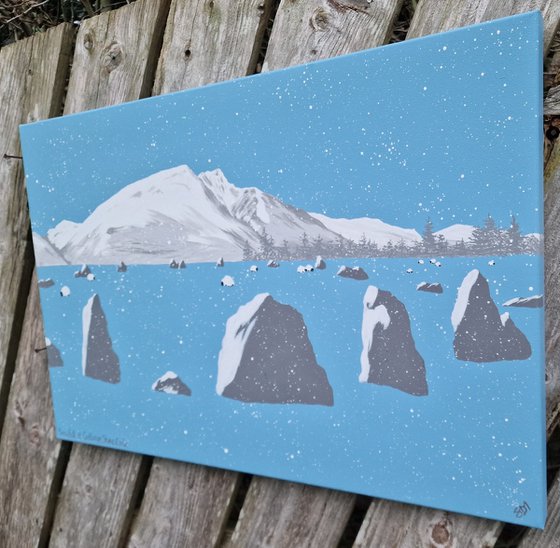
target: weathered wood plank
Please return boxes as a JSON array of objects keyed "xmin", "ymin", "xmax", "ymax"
[
  {"xmin": 226, "ymin": 479, "xmax": 355, "ymax": 548},
  {"xmin": 544, "ymin": 84, "xmax": 560, "ymax": 115},
  {"xmin": 408, "ymin": 0, "xmax": 560, "ymax": 55},
  {"xmin": 50, "ymin": 445, "xmax": 150, "ymax": 548},
  {"xmin": 0, "ymin": 23, "xmax": 74, "ymax": 437},
  {"xmin": 64, "ymin": 0, "xmax": 171, "ymax": 113},
  {"xmin": 0, "ymin": 275, "xmax": 70, "ymax": 547},
  {"xmin": 48, "ymin": 2, "xmax": 173, "ymax": 544},
  {"xmin": 153, "ymin": 0, "xmax": 274, "ymax": 94},
  {"xmin": 518, "ymin": 472, "xmax": 560, "ymax": 547},
  {"xmin": 127, "ymin": 461, "xmax": 239, "ymax": 547},
  {"xmin": 354, "ymin": 3, "xmax": 560, "ymax": 546},
  {"xmin": 262, "ymin": 0, "xmax": 404, "ymax": 72},
  {"xmin": 354, "ymin": 501, "xmax": 502, "ymax": 547},
  {"xmin": 544, "ymin": 133, "xmax": 560, "ymax": 424}
]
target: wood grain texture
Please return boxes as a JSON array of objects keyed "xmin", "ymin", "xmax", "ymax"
[
  {"xmin": 64, "ymin": 0, "xmax": 171, "ymax": 114},
  {"xmin": 49, "ymin": 445, "xmax": 149, "ymax": 548},
  {"xmin": 226, "ymin": 478, "xmax": 355, "ymax": 548},
  {"xmin": 262, "ymin": 0, "xmax": 404, "ymax": 72},
  {"xmin": 408, "ymin": 0, "xmax": 560, "ymax": 54},
  {"xmin": 127, "ymin": 461, "xmax": 239, "ymax": 547},
  {"xmin": 0, "ymin": 23, "xmax": 74, "ymax": 435},
  {"xmin": 47, "ymin": 1, "xmax": 174, "ymax": 544},
  {"xmin": 0, "ymin": 276, "xmax": 70, "ymax": 547},
  {"xmin": 544, "ymin": 137, "xmax": 560, "ymax": 423},
  {"xmin": 354, "ymin": 501, "xmax": 502, "ymax": 547},
  {"xmin": 544, "ymin": 85, "xmax": 560, "ymax": 115},
  {"xmin": 518, "ymin": 472, "xmax": 560, "ymax": 547},
  {"xmin": 153, "ymin": 0, "xmax": 273, "ymax": 94}
]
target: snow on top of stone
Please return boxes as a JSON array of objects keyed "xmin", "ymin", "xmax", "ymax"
[
  {"xmin": 451, "ymin": 269, "xmax": 481, "ymax": 332},
  {"xmin": 216, "ymin": 293, "xmax": 270, "ymax": 395}
]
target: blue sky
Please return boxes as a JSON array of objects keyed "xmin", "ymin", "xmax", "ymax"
[{"xmin": 21, "ymin": 12, "xmax": 542, "ymax": 236}]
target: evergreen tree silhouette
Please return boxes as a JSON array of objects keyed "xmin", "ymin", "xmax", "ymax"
[
  {"xmin": 507, "ymin": 214, "xmax": 523, "ymax": 254},
  {"xmin": 422, "ymin": 218, "xmax": 436, "ymax": 253}
]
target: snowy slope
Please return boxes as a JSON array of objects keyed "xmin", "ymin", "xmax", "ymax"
[
  {"xmin": 310, "ymin": 213, "xmax": 421, "ymax": 247},
  {"xmin": 42, "ymin": 166, "xmax": 342, "ymax": 265},
  {"xmin": 32, "ymin": 232, "xmax": 68, "ymax": 266},
  {"xmin": 434, "ymin": 224, "xmax": 475, "ymax": 244}
]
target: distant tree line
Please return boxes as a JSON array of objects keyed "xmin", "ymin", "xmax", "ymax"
[{"xmin": 242, "ymin": 215, "xmax": 542, "ymax": 261}]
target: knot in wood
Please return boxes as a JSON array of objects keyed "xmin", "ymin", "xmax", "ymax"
[
  {"xmin": 28, "ymin": 424, "xmax": 42, "ymax": 447},
  {"xmin": 430, "ymin": 517, "xmax": 452, "ymax": 547},
  {"xmin": 310, "ymin": 8, "xmax": 329, "ymax": 31},
  {"xmin": 83, "ymin": 32, "xmax": 94, "ymax": 51},
  {"xmin": 102, "ymin": 42, "xmax": 124, "ymax": 72}
]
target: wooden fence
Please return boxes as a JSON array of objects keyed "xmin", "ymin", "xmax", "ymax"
[{"xmin": 0, "ymin": 1, "xmax": 559, "ymax": 546}]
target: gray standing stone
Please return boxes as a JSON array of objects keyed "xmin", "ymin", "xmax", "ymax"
[
  {"xmin": 452, "ymin": 270, "xmax": 531, "ymax": 362},
  {"xmin": 82, "ymin": 294, "xmax": 120, "ymax": 383},
  {"xmin": 74, "ymin": 264, "xmax": 91, "ymax": 278},
  {"xmin": 45, "ymin": 338, "xmax": 63, "ymax": 367},
  {"xmin": 152, "ymin": 371, "xmax": 191, "ymax": 396},
  {"xmin": 417, "ymin": 282, "xmax": 443, "ymax": 294},
  {"xmin": 216, "ymin": 257, "xmax": 225, "ymax": 267},
  {"xmin": 169, "ymin": 259, "xmax": 179, "ymax": 269},
  {"xmin": 117, "ymin": 261, "xmax": 127, "ymax": 272},
  {"xmin": 360, "ymin": 286, "xmax": 428, "ymax": 396},
  {"xmin": 217, "ymin": 293, "xmax": 333, "ymax": 406},
  {"xmin": 337, "ymin": 266, "xmax": 368, "ymax": 280}
]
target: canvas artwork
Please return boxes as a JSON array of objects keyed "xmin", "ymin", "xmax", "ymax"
[{"xmin": 20, "ymin": 12, "xmax": 545, "ymax": 527}]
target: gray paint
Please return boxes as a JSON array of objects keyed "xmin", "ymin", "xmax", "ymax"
[
  {"xmin": 82, "ymin": 294, "xmax": 121, "ymax": 383},
  {"xmin": 221, "ymin": 295, "xmax": 333, "ymax": 405},
  {"xmin": 361, "ymin": 287, "xmax": 428, "ymax": 396},
  {"xmin": 152, "ymin": 374, "xmax": 191, "ymax": 396},
  {"xmin": 417, "ymin": 282, "xmax": 443, "ymax": 294},
  {"xmin": 315, "ymin": 256, "xmax": 327, "ymax": 269},
  {"xmin": 453, "ymin": 272, "xmax": 531, "ymax": 362},
  {"xmin": 47, "ymin": 342, "xmax": 63, "ymax": 367},
  {"xmin": 337, "ymin": 266, "xmax": 368, "ymax": 280},
  {"xmin": 503, "ymin": 295, "xmax": 543, "ymax": 308}
]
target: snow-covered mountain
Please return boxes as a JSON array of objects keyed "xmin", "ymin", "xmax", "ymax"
[
  {"xmin": 434, "ymin": 224, "xmax": 475, "ymax": 244},
  {"xmin": 32, "ymin": 164, "xmax": 510, "ymax": 267},
  {"xmin": 310, "ymin": 213, "xmax": 421, "ymax": 247},
  {"xmin": 32, "ymin": 233, "xmax": 68, "ymax": 266},
  {"xmin": 37, "ymin": 165, "xmax": 347, "ymax": 266}
]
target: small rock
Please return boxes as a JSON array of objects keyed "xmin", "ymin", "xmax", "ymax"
[
  {"xmin": 179, "ymin": 260, "xmax": 186, "ymax": 268},
  {"xmin": 152, "ymin": 371, "xmax": 191, "ymax": 396},
  {"xmin": 38, "ymin": 278, "xmax": 55, "ymax": 288},
  {"xmin": 488, "ymin": 260, "xmax": 496, "ymax": 266},
  {"xmin": 406, "ymin": 268, "xmax": 413, "ymax": 274},
  {"xmin": 249, "ymin": 265, "xmax": 259, "ymax": 272},
  {"xmin": 170, "ymin": 259, "xmax": 179, "ymax": 269},
  {"xmin": 86, "ymin": 273, "xmax": 95, "ymax": 281},
  {"xmin": 216, "ymin": 257, "xmax": 225, "ymax": 267},
  {"xmin": 503, "ymin": 295, "xmax": 543, "ymax": 308},
  {"xmin": 221, "ymin": 275, "xmax": 235, "ymax": 287},
  {"xmin": 315, "ymin": 256, "xmax": 327, "ymax": 270},
  {"xmin": 418, "ymin": 259, "xmax": 425, "ymax": 265},
  {"xmin": 60, "ymin": 286, "xmax": 71, "ymax": 297},
  {"xmin": 267, "ymin": 260, "xmax": 280, "ymax": 268},
  {"xmin": 117, "ymin": 261, "xmax": 127, "ymax": 272},
  {"xmin": 74, "ymin": 264, "xmax": 91, "ymax": 278},
  {"xmin": 337, "ymin": 266, "xmax": 368, "ymax": 280},
  {"xmin": 417, "ymin": 282, "xmax": 443, "ymax": 294}
]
